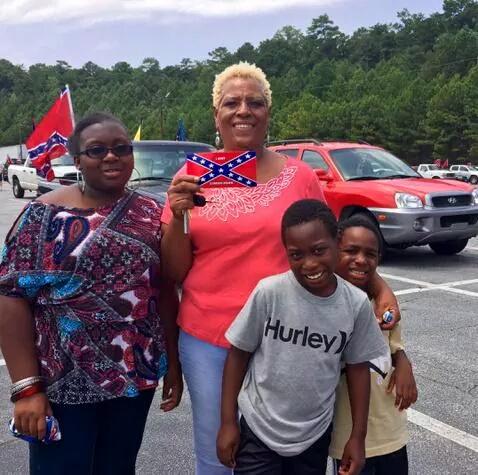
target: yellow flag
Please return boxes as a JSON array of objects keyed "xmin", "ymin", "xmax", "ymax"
[{"xmin": 134, "ymin": 124, "xmax": 141, "ymax": 141}]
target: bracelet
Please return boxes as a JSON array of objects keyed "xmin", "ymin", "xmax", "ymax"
[
  {"xmin": 11, "ymin": 376, "xmax": 43, "ymax": 396},
  {"xmin": 10, "ymin": 382, "xmax": 45, "ymax": 403}
]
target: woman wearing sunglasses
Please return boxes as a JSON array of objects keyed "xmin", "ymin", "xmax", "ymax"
[{"xmin": 0, "ymin": 112, "xmax": 182, "ymax": 474}]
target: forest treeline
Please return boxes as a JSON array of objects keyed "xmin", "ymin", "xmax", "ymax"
[{"xmin": 0, "ymin": 0, "xmax": 477, "ymax": 164}]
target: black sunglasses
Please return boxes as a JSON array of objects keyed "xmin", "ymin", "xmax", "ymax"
[{"xmin": 79, "ymin": 144, "xmax": 133, "ymax": 159}]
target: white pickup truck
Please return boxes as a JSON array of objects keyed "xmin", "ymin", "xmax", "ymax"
[
  {"xmin": 417, "ymin": 164, "xmax": 456, "ymax": 180},
  {"xmin": 8, "ymin": 155, "xmax": 77, "ymax": 198},
  {"xmin": 449, "ymin": 165, "xmax": 478, "ymax": 185}
]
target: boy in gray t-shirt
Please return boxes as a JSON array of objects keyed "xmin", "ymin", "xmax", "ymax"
[{"xmin": 217, "ymin": 200, "xmax": 388, "ymax": 475}]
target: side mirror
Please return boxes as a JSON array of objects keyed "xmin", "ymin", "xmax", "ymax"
[{"xmin": 315, "ymin": 168, "xmax": 333, "ymax": 182}]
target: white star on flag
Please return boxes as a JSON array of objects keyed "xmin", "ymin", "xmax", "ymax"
[{"xmin": 200, "ymin": 159, "xmax": 206, "ymax": 164}]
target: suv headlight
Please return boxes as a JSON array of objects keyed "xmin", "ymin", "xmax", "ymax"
[
  {"xmin": 472, "ymin": 189, "xmax": 478, "ymax": 205},
  {"xmin": 395, "ymin": 193, "xmax": 423, "ymax": 208}
]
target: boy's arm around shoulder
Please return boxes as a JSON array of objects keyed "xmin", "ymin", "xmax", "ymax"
[{"xmin": 368, "ymin": 272, "xmax": 400, "ymax": 330}]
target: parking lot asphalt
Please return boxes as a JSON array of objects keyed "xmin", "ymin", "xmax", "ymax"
[{"xmin": 0, "ymin": 183, "xmax": 477, "ymax": 474}]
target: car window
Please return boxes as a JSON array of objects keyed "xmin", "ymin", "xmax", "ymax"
[
  {"xmin": 51, "ymin": 154, "xmax": 74, "ymax": 166},
  {"xmin": 276, "ymin": 148, "xmax": 299, "ymax": 159},
  {"xmin": 329, "ymin": 148, "xmax": 419, "ymax": 180},
  {"xmin": 302, "ymin": 150, "xmax": 329, "ymax": 170},
  {"xmin": 133, "ymin": 143, "xmax": 214, "ymax": 180}
]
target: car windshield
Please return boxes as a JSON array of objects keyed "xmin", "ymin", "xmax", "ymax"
[
  {"xmin": 428, "ymin": 165, "xmax": 439, "ymax": 170},
  {"xmin": 51, "ymin": 154, "xmax": 74, "ymax": 166},
  {"xmin": 329, "ymin": 148, "xmax": 420, "ymax": 181},
  {"xmin": 132, "ymin": 143, "xmax": 214, "ymax": 181}
]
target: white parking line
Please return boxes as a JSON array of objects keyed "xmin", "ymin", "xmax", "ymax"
[
  {"xmin": 382, "ymin": 274, "xmax": 478, "ymax": 298},
  {"xmin": 380, "ymin": 273, "xmax": 431, "ymax": 287},
  {"xmin": 408, "ymin": 409, "xmax": 478, "ymax": 453},
  {"xmin": 442, "ymin": 287, "xmax": 478, "ymax": 298},
  {"xmin": 395, "ymin": 287, "xmax": 433, "ymax": 296}
]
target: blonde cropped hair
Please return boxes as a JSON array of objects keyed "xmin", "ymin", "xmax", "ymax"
[{"xmin": 212, "ymin": 62, "xmax": 272, "ymax": 109}]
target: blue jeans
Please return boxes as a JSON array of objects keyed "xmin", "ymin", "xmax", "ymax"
[
  {"xmin": 29, "ymin": 389, "xmax": 155, "ymax": 475},
  {"xmin": 179, "ymin": 330, "xmax": 232, "ymax": 475}
]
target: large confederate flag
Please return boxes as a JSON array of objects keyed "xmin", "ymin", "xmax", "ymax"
[{"xmin": 26, "ymin": 86, "xmax": 74, "ymax": 181}]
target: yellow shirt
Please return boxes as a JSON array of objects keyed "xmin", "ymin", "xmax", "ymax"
[{"xmin": 329, "ymin": 323, "xmax": 408, "ymax": 459}]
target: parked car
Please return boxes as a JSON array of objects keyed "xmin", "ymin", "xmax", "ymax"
[
  {"xmin": 268, "ymin": 140, "xmax": 478, "ymax": 255},
  {"xmin": 417, "ymin": 164, "xmax": 456, "ymax": 180},
  {"xmin": 449, "ymin": 165, "xmax": 478, "ymax": 185},
  {"xmin": 8, "ymin": 155, "xmax": 78, "ymax": 198},
  {"xmin": 37, "ymin": 140, "xmax": 215, "ymax": 204}
]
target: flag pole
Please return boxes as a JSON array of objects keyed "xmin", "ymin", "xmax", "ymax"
[
  {"xmin": 64, "ymin": 84, "xmax": 80, "ymax": 185},
  {"xmin": 65, "ymin": 84, "xmax": 76, "ymax": 127}
]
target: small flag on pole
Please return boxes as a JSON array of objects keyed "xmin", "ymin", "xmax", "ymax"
[
  {"xmin": 175, "ymin": 119, "xmax": 187, "ymax": 141},
  {"xmin": 26, "ymin": 85, "xmax": 74, "ymax": 181},
  {"xmin": 134, "ymin": 124, "xmax": 141, "ymax": 141}
]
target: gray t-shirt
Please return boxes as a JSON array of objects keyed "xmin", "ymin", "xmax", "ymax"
[{"xmin": 225, "ymin": 270, "xmax": 388, "ymax": 456}]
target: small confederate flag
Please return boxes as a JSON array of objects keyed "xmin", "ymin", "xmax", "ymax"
[
  {"xmin": 186, "ymin": 151, "xmax": 257, "ymax": 188},
  {"xmin": 26, "ymin": 86, "xmax": 74, "ymax": 181}
]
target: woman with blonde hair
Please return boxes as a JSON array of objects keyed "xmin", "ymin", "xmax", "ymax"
[{"xmin": 161, "ymin": 63, "xmax": 397, "ymax": 474}]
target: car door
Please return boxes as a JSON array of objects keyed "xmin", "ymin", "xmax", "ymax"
[{"xmin": 23, "ymin": 159, "xmax": 38, "ymax": 190}]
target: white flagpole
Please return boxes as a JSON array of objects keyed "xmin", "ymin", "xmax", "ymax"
[
  {"xmin": 65, "ymin": 84, "xmax": 75, "ymax": 127},
  {"xmin": 64, "ymin": 84, "xmax": 80, "ymax": 185}
]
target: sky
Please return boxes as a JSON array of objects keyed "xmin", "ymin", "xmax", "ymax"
[{"xmin": 0, "ymin": 0, "xmax": 444, "ymax": 68}]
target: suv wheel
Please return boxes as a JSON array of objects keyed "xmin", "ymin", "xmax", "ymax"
[
  {"xmin": 429, "ymin": 238, "xmax": 468, "ymax": 255},
  {"xmin": 12, "ymin": 178, "xmax": 25, "ymax": 198},
  {"xmin": 469, "ymin": 175, "xmax": 478, "ymax": 185}
]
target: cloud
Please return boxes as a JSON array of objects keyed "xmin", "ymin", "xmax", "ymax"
[{"xmin": 0, "ymin": 0, "xmax": 341, "ymax": 25}]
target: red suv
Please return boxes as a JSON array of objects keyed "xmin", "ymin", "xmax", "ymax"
[{"xmin": 269, "ymin": 140, "xmax": 478, "ymax": 255}]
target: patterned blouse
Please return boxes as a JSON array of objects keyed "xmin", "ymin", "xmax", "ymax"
[{"xmin": 0, "ymin": 191, "xmax": 167, "ymax": 404}]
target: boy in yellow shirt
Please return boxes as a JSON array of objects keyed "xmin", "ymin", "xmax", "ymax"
[{"xmin": 330, "ymin": 216, "xmax": 418, "ymax": 474}]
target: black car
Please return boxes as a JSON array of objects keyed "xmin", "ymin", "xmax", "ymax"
[{"xmin": 37, "ymin": 140, "xmax": 215, "ymax": 203}]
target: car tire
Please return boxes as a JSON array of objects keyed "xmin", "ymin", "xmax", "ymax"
[
  {"xmin": 349, "ymin": 212, "xmax": 386, "ymax": 259},
  {"xmin": 469, "ymin": 175, "xmax": 478, "ymax": 185},
  {"xmin": 12, "ymin": 177, "xmax": 25, "ymax": 198},
  {"xmin": 429, "ymin": 238, "xmax": 468, "ymax": 255},
  {"xmin": 432, "ymin": 176, "xmax": 440, "ymax": 179}
]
